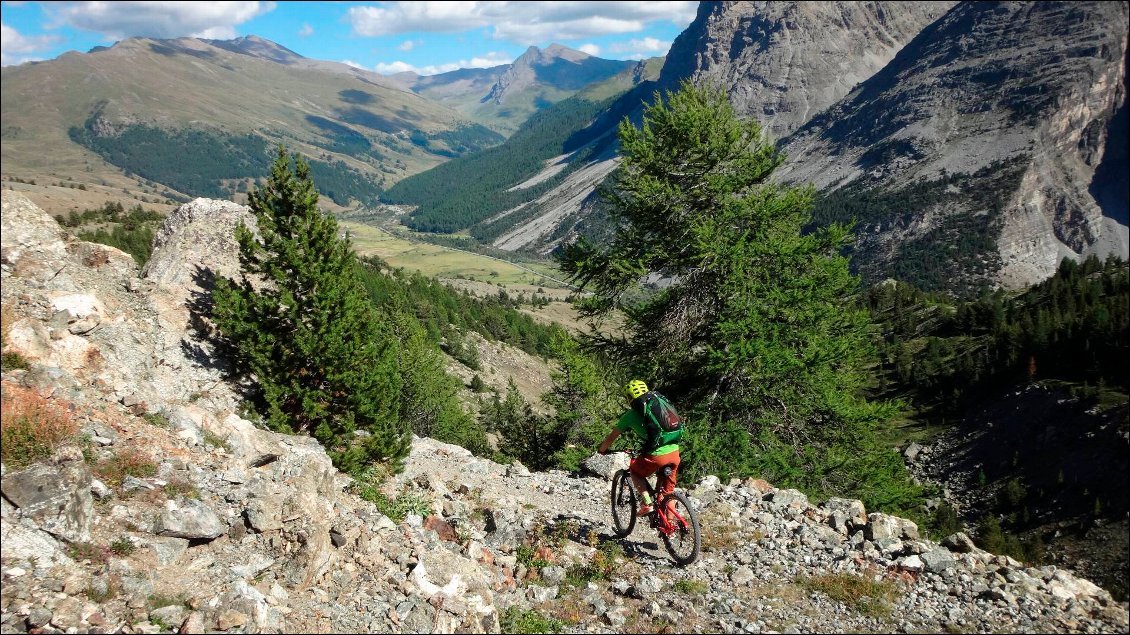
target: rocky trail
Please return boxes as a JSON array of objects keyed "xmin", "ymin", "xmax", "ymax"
[{"xmin": 2, "ymin": 191, "xmax": 1128, "ymax": 634}]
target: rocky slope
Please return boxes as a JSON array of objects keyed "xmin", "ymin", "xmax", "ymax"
[
  {"xmin": 657, "ymin": 0, "xmax": 956, "ymax": 143},
  {"xmin": 776, "ymin": 0, "xmax": 1130, "ymax": 293},
  {"xmin": 2, "ymin": 190, "xmax": 1128, "ymax": 633},
  {"xmin": 478, "ymin": 0, "xmax": 955, "ymax": 255}
]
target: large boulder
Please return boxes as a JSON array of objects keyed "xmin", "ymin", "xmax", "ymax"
[
  {"xmin": 1, "ymin": 192, "xmax": 69, "ymax": 281},
  {"xmin": 0, "ymin": 446, "xmax": 93, "ymax": 543}
]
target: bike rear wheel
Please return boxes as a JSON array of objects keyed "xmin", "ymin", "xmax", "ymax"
[
  {"xmin": 610, "ymin": 469, "xmax": 637, "ymax": 538},
  {"xmin": 658, "ymin": 491, "xmax": 700, "ymax": 566}
]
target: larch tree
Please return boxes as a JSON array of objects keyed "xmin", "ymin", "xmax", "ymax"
[{"xmin": 560, "ymin": 81, "xmax": 917, "ymax": 509}]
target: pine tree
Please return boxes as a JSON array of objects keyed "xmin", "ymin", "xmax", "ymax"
[
  {"xmin": 559, "ymin": 80, "xmax": 911, "ymax": 507},
  {"xmin": 211, "ymin": 146, "xmax": 409, "ymax": 473}
]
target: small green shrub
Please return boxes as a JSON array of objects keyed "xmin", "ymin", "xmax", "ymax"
[
  {"xmin": 1, "ymin": 351, "xmax": 30, "ymax": 371},
  {"xmin": 68, "ymin": 541, "xmax": 111, "ymax": 565},
  {"xmin": 93, "ymin": 447, "xmax": 158, "ymax": 488},
  {"xmin": 671, "ymin": 579, "xmax": 708, "ymax": 594},
  {"xmin": 201, "ymin": 429, "xmax": 230, "ymax": 451},
  {"xmin": 500, "ymin": 606, "xmax": 563, "ymax": 634},
  {"xmin": 794, "ymin": 571, "xmax": 901, "ymax": 619},
  {"xmin": 142, "ymin": 412, "xmax": 170, "ymax": 428},
  {"xmin": 350, "ymin": 473, "xmax": 433, "ymax": 523},
  {"xmin": 109, "ymin": 537, "xmax": 136, "ymax": 556}
]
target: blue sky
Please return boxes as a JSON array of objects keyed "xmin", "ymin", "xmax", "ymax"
[{"xmin": 1, "ymin": 1, "xmax": 699, "ymax": 73}]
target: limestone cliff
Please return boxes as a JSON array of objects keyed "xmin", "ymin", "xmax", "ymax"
[{"xmin": 776, "ymin": 0, "xmax": 1129, "ymax": 292}]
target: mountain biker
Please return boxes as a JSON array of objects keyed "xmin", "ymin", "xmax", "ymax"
[{"xmin": 597, "ymin": 379, "xmax": 680, "ymax": 518}]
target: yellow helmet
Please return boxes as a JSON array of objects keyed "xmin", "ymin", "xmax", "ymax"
[{"xmin": 623, "ymin": 379, "xmax": 649, "ymax": 401}]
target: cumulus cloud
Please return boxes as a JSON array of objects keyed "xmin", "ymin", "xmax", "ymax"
[
  {"xmin": 298, "ymin": 23, "xmax": 314, "ymax": 37},
  {"xmin": 1, "ymin": 22, "xmax": 61, "ymax": 66},
  {"xmin": 607, "ymin": 36, "xmax": 671, "ymax": 59},
  {"xmin": 578, "ymin": 43, "xmax": 600, "ymax": 56},
  {"xmin": 397, "ymin": 38, "xmax": 422, "ymax": 51},
  {"xmin": 375, "ymin": 50, "xmax": 512, "ymax": 76},
  {"xmin": 348, "ymin": 1, "xmax": 697, "ymax": 45},
  {"xmin": 45, "ymin": 1, "xmax": 275, "ymax": 40}
]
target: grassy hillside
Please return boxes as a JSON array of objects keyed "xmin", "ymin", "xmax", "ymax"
[{"xmin": 0, "ymin": 36, "xmax": 500, "ymax": 214}]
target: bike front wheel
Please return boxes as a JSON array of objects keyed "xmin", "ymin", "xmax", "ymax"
[
  {"xmin": 610, "ymin": 469, "xmax": 637, "ymax": 538},
  {"xmin": 659, "ymin": 491, "xmax": 700, "ymax": 566}
]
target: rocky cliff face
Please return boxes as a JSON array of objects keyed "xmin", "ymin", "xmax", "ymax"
[
  {"xmin": 2, "ymin": 190, "xmax": 1128, "ymax": 633},
  {"xmin": 776, "ymin": 0, "xmax": 1129, "ymax": 292},
  {"xmin": 658, "ymin": 0, "xmax": 956, "ymax": 142}
]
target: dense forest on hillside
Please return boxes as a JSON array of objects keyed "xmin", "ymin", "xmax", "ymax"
[
  {"xmin": 866, "ymin": 255, "xmax": 1129, "ymax": 584},
  {"xmin": 355, "ymin": 255, "xmax": 568, "ymax": 360},
  {"xmin": 69, "ymin": 114, "xmax": 384, "ymax": 207},
  {"xmin": 867, "ymin": 254, "xmax": 1129, "ymax": 412},
  {"xmin": 383, "ymin": 94, "xmax": 621, "ymax": 234}
]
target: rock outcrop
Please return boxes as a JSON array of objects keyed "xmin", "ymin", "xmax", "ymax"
[{"xmin": 2, "ymin": 191, "xmax": 1127, "ymax": 633}]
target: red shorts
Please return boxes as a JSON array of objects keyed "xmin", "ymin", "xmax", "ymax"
[{"xmin": 630, "ymin": 450, "xmax": 680, "ymax": 496}]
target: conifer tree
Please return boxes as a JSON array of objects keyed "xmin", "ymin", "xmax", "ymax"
[
  {"xmin": 212, "ymin": 146, "xmax": 409, "ymax": 473},
  {"xmin": 560, "ymin": 81, "xmax": 913, "ymax": 508}
]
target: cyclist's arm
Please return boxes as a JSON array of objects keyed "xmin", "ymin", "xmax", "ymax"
[{"xmin": 597, "ymin": 428, "xmax": 622, "ymax": 454}]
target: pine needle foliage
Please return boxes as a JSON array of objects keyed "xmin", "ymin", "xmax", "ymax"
[
  {"xmin": 211, "ymin": 146, "xmax": 409, "ymax": 474},
  {"xmin": 559, "ymin": 81, "xmax": 917, "ymax": 510}
]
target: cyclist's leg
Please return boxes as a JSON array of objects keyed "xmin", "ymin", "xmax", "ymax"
[
  {"xmin": 629, "ymin": 456, "xmax": 659, "ymax": 511},
  {"xmin": 654, "ymin": 451, "xmax": 681, "ymax": 516}
]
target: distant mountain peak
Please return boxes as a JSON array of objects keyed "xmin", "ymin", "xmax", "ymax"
[{"xmin": 205, "ymin": 34, "xmax": 305, "ymax": 64}]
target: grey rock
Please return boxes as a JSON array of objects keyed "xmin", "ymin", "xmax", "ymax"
[
  {"xmin": 0, "ymin": 451, "xmax": 93, "ymax": 543},
  {"xmin": 156, "ymin": 497, "xmax": 226, "ymax": 540}
]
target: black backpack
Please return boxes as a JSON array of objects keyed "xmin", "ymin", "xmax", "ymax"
[{"xmin": 631, "ymin": 390, "xmax": 684, "ymax": 452}]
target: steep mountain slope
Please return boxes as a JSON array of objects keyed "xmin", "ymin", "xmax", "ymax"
[
  {"xmin": 2, "ymin": 190, "xmax": 1127, "ymax": 633},
  {"xmin": 393, "ymin": 44, "xmax": 635, "ymax": 135},
  {"xmin": 0, "ymin": 35, "xmax": 501, "ymax": 214},
  {"xmin": 655, "ymin": 0, "xmax": 957, "ymax": 143},
  {"xmin": 403, "ymin": 1, "xmax": 953, "ymax": 255},
  {"xmin": 778, "ymin": 0, "xmax": 1129, "ymax": 294},
  {"xmin": 383, "ymin": 58, "xmax": 662, "ymax": 237}
]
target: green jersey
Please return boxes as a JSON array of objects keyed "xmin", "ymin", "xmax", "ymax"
[{"xmin": 615, "ymin": 408, "xmax": 679, "ymax": 456}]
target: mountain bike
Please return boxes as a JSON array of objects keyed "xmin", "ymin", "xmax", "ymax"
[{"xmin": 607, "ymin": 450, "xmax": 701, "ymax": 566}]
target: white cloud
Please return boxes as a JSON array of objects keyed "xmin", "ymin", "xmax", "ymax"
[
  {"xmin": 606, "ymin": 36, "xmax": 671, "ymax": 59},
  {"xmin": 298, "ymin": 23, "xmax": 314, "ymax": 38},
  {"xmin": 578, "ymin": 43, "xmax": 600, "ymax": 56},
  {"xmin": 1, "ymin": 22, "xmax": 61, "ymax": 66},
  {"xmin": 46, "ymin": 1, "xmax": 276, "ymax": 40},
  {"xmin": 397, "ymin": 38, "xmax": 422, "ymax": 51},
  {"xmin": 341, "ymin": 59, "xmax": 366, "ymax": 69},
  {"xmin": 374, "ymin": 60, "xmax": 417, "ymax": 74},
  {"xmin": 609, "ymin": 37, "xmax": 670, "ymax": 54},
  {"xmin": 348, "ymin": 1, "xmax": 697, "ymax": 45},
  {"xmin": 375, "ymin": 50, "xmax": 513, "ymax": 76}
]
